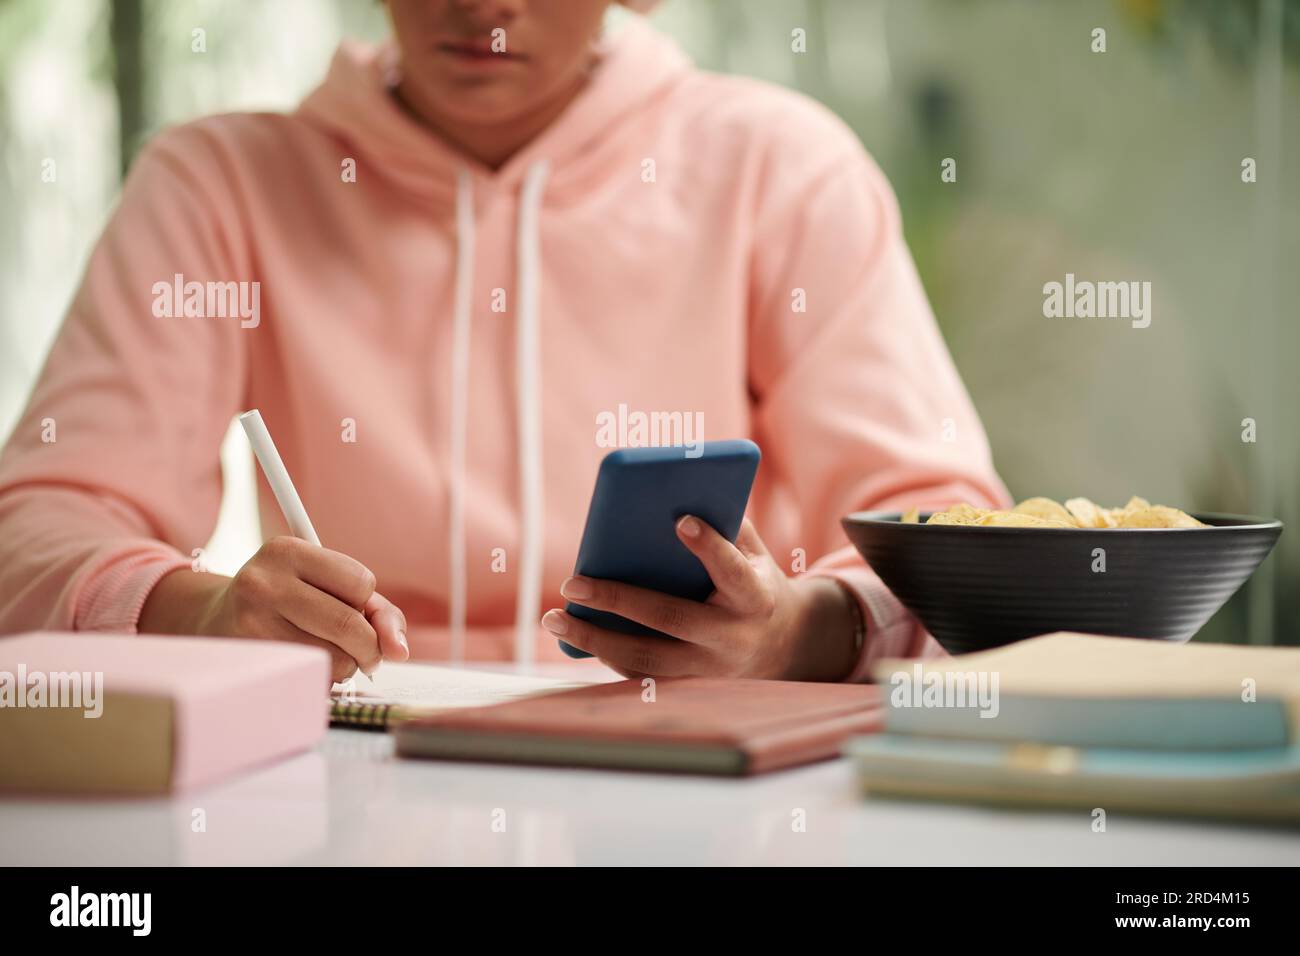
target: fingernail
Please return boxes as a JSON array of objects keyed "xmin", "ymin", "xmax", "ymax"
[
  {"xmin": 678, "ymin": 516, "xmax": 700, "ymax": 538},
  {"xmin": 541, "ymin": 609, "xmax": 568, "ymax": 635},
  {"xmin": 560, "ymin": 576, "xmax": 592, "ymax": 600},
  {"xmin": 397, "ymin": 629, "xmax": 409, "ymax": 653}
]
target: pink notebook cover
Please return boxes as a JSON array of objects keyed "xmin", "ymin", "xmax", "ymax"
[{"xmin": 0, "ymin": 631, "xmax": 330, "ymax": 791}]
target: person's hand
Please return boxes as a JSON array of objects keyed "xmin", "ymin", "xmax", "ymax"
[
  {"xmin": 540, "ymin": 517, "xmax": 860, "ymax": 681},
  {"xmin": 140, "ymin": 536, "xmax": 409, "ymax": 683}
]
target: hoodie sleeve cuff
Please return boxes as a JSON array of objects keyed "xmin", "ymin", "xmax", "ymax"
[
  {"xmin": 73, "ymin": 548, "xmax": 195, "ymax": 634},
  {"xmin": 809, "ymin": 566, "xmax": 948, "ymax": 682}
]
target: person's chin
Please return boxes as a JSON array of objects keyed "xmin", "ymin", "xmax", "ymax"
[{"xmin": 425, "ymin": 86, "xmax": 537, "ymax": 125}]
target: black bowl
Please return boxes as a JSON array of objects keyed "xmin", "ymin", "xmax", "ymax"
[{"xmin": 841, "ymin": 511, "xmax": 1282, "ymax": 655}]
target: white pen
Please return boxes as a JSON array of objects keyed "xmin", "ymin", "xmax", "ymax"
[
  {"xmin": 239, "ymin": 409, "xmax": 321, "ymax": 545},
  {"xmin": 239, "ymin": 409, "xmax": 377, "ymax": 679}
]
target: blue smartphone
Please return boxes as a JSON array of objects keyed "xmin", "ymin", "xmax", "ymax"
[{"xmin": 559, "ymin": 439, "xmax": 761, "ymax": 658}]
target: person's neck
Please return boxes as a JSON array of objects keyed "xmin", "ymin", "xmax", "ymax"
[{"xmin": 394, "ymin": 70, "xmax": 591, "ymax": 171}]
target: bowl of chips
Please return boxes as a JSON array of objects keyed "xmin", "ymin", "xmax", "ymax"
[{"xmin": 842, "ymin": 497, "xmax": 1282, "ymax": 654}]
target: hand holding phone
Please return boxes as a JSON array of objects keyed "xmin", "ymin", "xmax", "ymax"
[
  {"xmin": 556, "ymin": 440, "xmax": 760, "ymax": 658},
  {"xmin": 542, "ymin": 439, "xmax": 863, "ymax": 681}
]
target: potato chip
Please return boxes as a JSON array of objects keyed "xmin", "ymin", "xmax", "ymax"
[
  {"xmin": 1012, "ymin": 497, "xmax": 1080, "ymax": 527},
  {"xmin": 911, "ymin": 495, "xmax": 1203, "ymax": 530},
  {"xmin": 1064, "ymin": 497, "xmax": 1114, "ymax": 528},
  {"xmin": 900, "ymin": 506, "xmax": 920, "ymax": 524},
  {"xmin": 924, "ymin": 503, "xmax": 988, "ymax": 526},
  {"xmin": 978, "ymin": 512, "xmax": 1075, "ymax": 528},
  {"xmin": 1112, "ymin": 505, "xmax": 1204, "ymax": 529}
]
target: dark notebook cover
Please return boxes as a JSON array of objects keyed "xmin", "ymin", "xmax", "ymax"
[{"xmin": 394, "ymin": 677, "xmax": 881, "ymax": 775}]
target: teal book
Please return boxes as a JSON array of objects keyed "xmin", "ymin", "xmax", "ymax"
[
  {"xmin": 873, "ymin": 632, "xmax": 1300, "ymax": 750},
  {"xmin": 882, "ymin": 695, "xmax": 1289, "ymax": 750},
  {"xmin": 846, "ymin": 734, "xmax": 1300, "ymax": 824}
]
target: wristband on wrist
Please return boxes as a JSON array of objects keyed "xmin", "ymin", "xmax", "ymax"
[{"xmin": 830, "ymin": 578, "xmax": 866, "ymax": 659}]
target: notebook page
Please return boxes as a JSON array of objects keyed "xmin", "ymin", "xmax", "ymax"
[{"xmin": 331, "ymin": 661, "xmax": 593, "ymax": 710}]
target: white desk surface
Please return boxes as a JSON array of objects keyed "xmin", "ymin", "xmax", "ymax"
[{"xmin": 2, "ymin": 662, "xmax": 1298, "ymax": 866}]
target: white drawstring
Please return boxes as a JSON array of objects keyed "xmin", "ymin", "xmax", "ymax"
[
  {"xmin": 447, "ymin": 161, "xmax": 550, "ymax": 666},
  {"xmin": 447, "ymin": 169, "xmax": 475, "ymax": 663},
  {"xmin": 513, "ymin": 159, "xmax": 550, "ymax": 666}
]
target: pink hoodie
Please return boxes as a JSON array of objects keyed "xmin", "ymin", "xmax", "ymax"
[{"xmin": 0, "ymin": 18, "xmax": 1008, "ymax": 677}]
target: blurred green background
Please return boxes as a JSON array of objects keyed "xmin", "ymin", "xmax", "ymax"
[{"xmin": 1, "ymin": 0, "xmax": 1296, "ymax": 645}]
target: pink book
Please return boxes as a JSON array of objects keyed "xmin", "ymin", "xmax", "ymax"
[{"xmin": 0, "ymin": 632, "xmax": 329, "ymax": 794}]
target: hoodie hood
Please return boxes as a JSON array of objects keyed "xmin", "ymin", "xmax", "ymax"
[{"xmin": 296, "ymin": 15, "xmax": 692, "ymax": 205}]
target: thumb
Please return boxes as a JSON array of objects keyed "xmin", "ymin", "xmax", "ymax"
[{"xmin": 365, "ymin": 591, "xmax": 410, "ymax": 661}]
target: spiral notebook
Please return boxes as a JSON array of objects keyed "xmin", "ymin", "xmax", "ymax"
[{"xmin": 329, "ymin": 662, "xmax": 594, "ymax": 730}]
